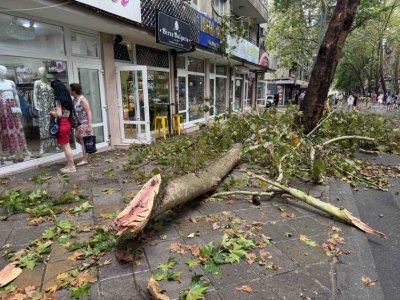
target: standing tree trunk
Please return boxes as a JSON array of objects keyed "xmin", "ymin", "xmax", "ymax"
[
  {"xmin": 379, "ymin": 39, "xmax": 387, "ymax": 96},
  {"xmin": 300, "ymin": 0, "xmax": 360, "ymax": 132},
  {"xmin": 394, "ymin": 50, "xmax": 399, "ymax": 94}
]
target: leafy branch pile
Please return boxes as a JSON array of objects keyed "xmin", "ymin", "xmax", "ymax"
[
  {"xmin": 125, "ymin": 107, "xmax": 400, "ymax": 189},
  {"xmin": 0, "ymin": 189, "xmax": 87, "ymax": 221}
]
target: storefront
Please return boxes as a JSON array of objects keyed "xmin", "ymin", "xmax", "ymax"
[
  {"xmin": 210, "ymin": 64, "xmax": 228, "ymax": 116},
  {"xmin": 226, "ymin": 38, "xmax": 260, "ymax": 112},
  {"xmin": 115, "ymin": 44, "xmax": 171, "ymax": 144},
  {"xmin": 0, "ymin": 11, "xmax": 108, "ymax": 173}
]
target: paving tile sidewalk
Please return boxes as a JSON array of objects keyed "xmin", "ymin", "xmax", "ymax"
[{"xmin": 0, "ymin": 150, "xmax": 384, "ymax": 299}]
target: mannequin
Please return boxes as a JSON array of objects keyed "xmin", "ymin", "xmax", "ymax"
[
  {"xmin": 33, "ymin": 67, "xmax": 56, "ymax": 155},
  {"xmin": 0, "ymin": 65, "xmax": 31, "ymax": 163}
]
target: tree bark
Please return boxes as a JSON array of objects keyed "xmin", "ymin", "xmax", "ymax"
[
  {"xmin": 379, "ymin": 39, "xmax": 387, "ymax": 96},
  {"xmin": 114, "ymin": 144, "xmax": 243, "ymax": 236},
  {"xmin": 300, "ymin": 0, "xmax": 360, "ymax": 132},
  {"xmin": 394, "ymin": 51, "xmax": 399, "ymax": 94}
]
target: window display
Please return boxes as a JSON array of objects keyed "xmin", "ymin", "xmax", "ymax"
[
  {"xmin": 148, "ymin": 71, "xmax": 170, "ymax": 130},
  {"xmin": 188, "ymin": 75, "xmax": 204, "ymax": 121},
  {"xmin": 234, "ymin": 79, "xmax": 243, "ymax": 110},
  {"xmin": 215, "ymin": 77, "xmax": 227, "ymax": 114},
  {"xmin": 257, "ymin": 81, "xmax": 267, "ymax": 106},
  {"xmin": 0, "ymin": 56, "xmax": 71, "ymax": 167}
]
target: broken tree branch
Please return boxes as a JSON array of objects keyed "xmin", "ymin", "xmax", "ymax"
[
  {"xmin": 311, "ymin": 136, "xmax": 376, "ymax": 183},
  {"xmin": 247, "ymin": 172, "xmax": 386, "ymax": 239},
  {"xmin": 322, "ymin": 136, "xmax": 375, "ymax": 147},
  {"xmin": 212, "ymin": 190, "xmax": 277, "ymax": 198}
]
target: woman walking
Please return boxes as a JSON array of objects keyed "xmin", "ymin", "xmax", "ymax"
[
  {"xmin": 70, "ymin": 83, "xmax": 93, "ymax": 166},
  {"xmin": 51, "ymin": 80, "xmax": 75, "ymax": 173}
]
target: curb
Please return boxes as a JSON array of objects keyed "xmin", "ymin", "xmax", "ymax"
[{"xmin": 329, "ymin": 179, "xmax": 385, "ymax": 300}]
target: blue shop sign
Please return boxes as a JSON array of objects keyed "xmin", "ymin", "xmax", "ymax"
[{"xmin": 198, "ymin": 13, "xmax": 221, "ymax": 50}]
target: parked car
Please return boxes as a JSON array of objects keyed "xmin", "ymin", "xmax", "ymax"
[{"xmin": 265, "ymin": 95, "xmax": 275, "ymax": 108}]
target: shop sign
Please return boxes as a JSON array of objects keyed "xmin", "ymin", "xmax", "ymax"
[
  {"xmin": 198, "ymin": 13, "xmax": 221, "ymax": 50},
  {"xmin": 75, "ymin": 0, "xmax": 141, "ymax": 23},
  {"xmin": 247, "ymin": 72, "xmax": 256, "ymax": 80},
  {"xmin": 226, "ymin": 36, "xmax": 260, "ymax": 65},
  {"xmin": 259, "ymin": 48, "xmax": 269, "ymax": 68},
  {"xmin": 156, "ymin": 10, "xmax": 192, "ymax": 50}
]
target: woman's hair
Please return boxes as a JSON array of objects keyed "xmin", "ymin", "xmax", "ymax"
[
  {"xmin": 70, "ymin": 83, "xmax": 82, "ymax": 95},
  {"xmin": 51, "ymin": 80, "xmax": 73, "ymax": 111}
]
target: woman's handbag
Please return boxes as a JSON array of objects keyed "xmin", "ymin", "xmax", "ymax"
[
  {"xmin": 49, "ymin": 116, "xmax": 59, "ymax": 137},
  {"xmin": 83, "ymin": 135, "xmax": 97, "ymax": 154},
  {"xmin": 69, "ymin": 108, "xmax": 81, "ymax": 129}
]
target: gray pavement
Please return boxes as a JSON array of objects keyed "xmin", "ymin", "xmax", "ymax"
[{"xmin": 0, "ymin": 150, "xmax": 394, "ymax": 299}]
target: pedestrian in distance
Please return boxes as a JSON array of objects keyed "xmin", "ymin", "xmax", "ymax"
[
  {"xmin": 50, "ymin": 80, "xmax": 75, "ymax": 173},
  {"xmin": 386, "ymin": 94, "xmax": 392, "ymax": 112},
  {"xmin": 365, "ymin": 96, "xmax": 371, "ymax": 110},
  {"xmin": 338, "ymin": 94, "xmax": 344, "ymax": 107},
  {"xmin": 347, "ymin": 94, "xmax": 354, "ymax": 109},
  {"xmin": 273, "ymin": 94, "xmax": 279, "ymax": 107},
  {"xmin": 393, "ymin": 94, "xmax": 399, "ymax": 110},
  {"xmin": 70, "ymin": 83, "xmax": 94, "ymax": 166},
  {"xmin": 353, "ymin": 94, "xmax": 358, "ymax": 110}
]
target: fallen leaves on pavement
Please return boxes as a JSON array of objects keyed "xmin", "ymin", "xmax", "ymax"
[
  {"xmin": 0, "ymin": 263, "xmax": 22, "ymax": 287},
  {"xmin": 148, "ymin": 278, "xmax": 170, "ymax": 300},
  {"xmin": 68, "ymin": 251, "xmax": 85, "ymax": 261},
  {"xmin": 362, "ymin": 276, "xmax": 377, "ymax": 286},
  {"xmin": 299, "ymin": 235, "xmax": 318, "ymax": 247},
  {"xmin": 114, "ymin": 249, "xmax": 133, "ymax": 263},
  {"xmin": 235, "ymin": 285, "xmax": 253, "ymax": 293}
]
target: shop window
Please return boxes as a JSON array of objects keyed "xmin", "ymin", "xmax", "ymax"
[
  {"xmin": 209, "ymin": 64, "xmax": 215, "ymax": 74},
  {"xmin": 71, "ymin": 31, "xmax": 99, "ymax": 57},
  {"xmin": 177, "ymin": 56, "xmax": 186, "ymax": 70},
  {"xmin": 188, "ymin": 57, "xmax": 204, "ymax": 73},
  {"xmin": 213, "ymin": 0, "xmax": 225, "ymax": 18},
  {"xmin": 216, "ymin": 65, "xmax": 227, "ymax": 76},
  {"xmin": 215, "ymin": 77, "xmax": 227, "ymax": 114},
  {"xmin": 188, "ymin": 74, "xmax": 204, "ymax": 121},
  {"xmin": 136, "ymin": 45, "xmax": 169, "ymax": 69},
  {"xmin": 148, "ymin": 70, "xmax": 170, "ymax": 130},
  {"xmin": 0, "ymin": 13, "xmax": 65, "ymax": 56},
  {"xmin": 0, "ymin": 55, "xmax": 72, "ymax": 167},
  {"xmin": 257, "ymin": 82, "xmax": 266, "ymax": 100}
]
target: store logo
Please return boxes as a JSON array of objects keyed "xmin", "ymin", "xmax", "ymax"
[
  {"xmin": 111, "ymin": 0, "xmax": 129, "ymax": 7},
  {"xmin": 175, "ymin": 21, "xmax": 179, "ymax": 31}
]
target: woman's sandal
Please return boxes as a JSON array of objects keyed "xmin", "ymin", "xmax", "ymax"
[{"xmin": 60, "ymin": 167, "xmax": 76, "ymax": 173}]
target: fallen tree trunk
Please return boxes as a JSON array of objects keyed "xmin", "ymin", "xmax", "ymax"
[{"xmin": 114, "ymin": 144, "xmax": 243, "ymax": 236}]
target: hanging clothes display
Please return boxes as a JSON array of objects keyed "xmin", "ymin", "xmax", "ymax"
[
  {"xmin": 35, "ymin": 81, "xmax": 57, "ymax": 151},
  {"xmin": 0, "ymin": 83, "xmax": 27, "ymax": 152}
]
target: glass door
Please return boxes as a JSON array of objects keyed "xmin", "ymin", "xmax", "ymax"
[
  {"xmin": 210, "ymin": 78, "xmax": 215, "ymax": 116},
  {"xmin": 233, "ymin": 78, "xmax": 243, "ymax": 111},
  {"xmin": 244, "ymin": 80, "xmax": 252, "ymax": 109},
  {"xmin": 116, "ymin": 66, "xmax": 151, "ymax": 144},
  {"xmin": 178, "ymin": 75, "xmax": 188, "ymax": 123},
  {"xmin": 72, "ymin": 63, "xmax": 108, "ymax": 148}
]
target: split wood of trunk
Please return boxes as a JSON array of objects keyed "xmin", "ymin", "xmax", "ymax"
[{"xmin": 114, "ymin": 144, "xmax": 243, "ymax": 237}]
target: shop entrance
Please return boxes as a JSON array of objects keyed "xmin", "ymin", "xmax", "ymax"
[
  {"xmin": 232, "ymin": 78, "xmax": 244, "ymax": 111},
  {"xmin": 116, "ymin": 66, "xmax": 151, "ymax": 144},
  {"xmin": 72, "ymin": 63, "xmax": 109, "ymax": 148}
]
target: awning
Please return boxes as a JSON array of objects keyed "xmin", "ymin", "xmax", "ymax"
[
  {"xmin": 296, "ymin": 80, "xmax": 309, "ymax": 88},
  {"xmin": 276, "ymin": 80, "xmax": 295, "ymax": 85}
]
